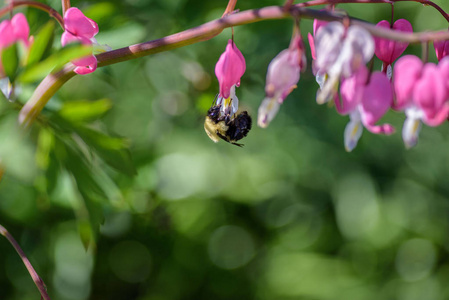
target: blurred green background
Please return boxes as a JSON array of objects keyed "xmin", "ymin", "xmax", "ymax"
[{"xmin": 1, "ymin": 0, "xmax": 449, "ymax": 299}]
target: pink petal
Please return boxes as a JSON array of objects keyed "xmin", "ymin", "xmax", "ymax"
[
  {"xmin": 61, "ymin": 31, "xmax": 92, "ymax": 47},
  {"xmin": 434, "ymin": 29, "xmax": 449, "ymax": 61},
  {"xmin": 336, "ymin": 65, "xmax": 368, "ymax": 115},
  {"xmin": 73, "ymin": 55, "xmax": 97, "ymax": 75},
  {"xmin": 64, "ymin": 7, "xmax": 98, "ymax": 39},
  {"xmin": 438, "ymin": 56, "xmax": 449, "ymax": 91},
  {"xmin": 313, "ymin": 18, "xmax": 328, "ymax": 36},
  {"xmin": 265, "ymin": 49, "xmax": 300, "ymax": 101},
  {"xmin": 11, "ymin": 13, "xmax": 30, "ymax": 46},
  {"xmin": 0, "ymin": 20, "xmax": 14, "ymax": 48},
  {"xmin": 374, "ymin": 19, "xmax": 412, "ymax": 65},
  {"xmin": 308, "ymin": 32, "xmax": 316, "ymax": 60},
  {"xmin": 413, "ymin": 63, "xmax": 449, "ymax": 126},
  {"xmin": 393, "ymin": 55, "xmax": 423, "ymax": 110},
  {"xmin": 215, "ymin": 39, "xmax": 246, "ymax": 99},
  {"xmin": 360, "ymin": 71, "xmax": 395, "ymax": 134}
]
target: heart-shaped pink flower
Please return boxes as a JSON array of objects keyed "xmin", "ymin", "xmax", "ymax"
[
  {"xmin": 393, "ymin": 55, "xmax": 423, "ymax": 110},
  {"xmin": 374, "ymin": 19, "xmax": 413, "ymax": 65},
  {"xmin": 413, "ymin": 63, "xmax": 449, "ymax": 126},
  {"xmin": 215, "ymin": 39, "xmax": 246, "ymax": 99},
  {"xmin": 360, "ymin": 72, "xmax": 394, "ymax": 134}
]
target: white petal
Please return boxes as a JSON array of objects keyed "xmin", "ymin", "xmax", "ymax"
[
  {"xmin": 402, "ymin": 107, "xmax": 423, "ymax": 149},
  {"xmin": 346, "ymin": 25, "xmax": 375, "ymax": 63},
  {"xmin": 344, "ymin": 111, "xmax": 363, "ymax": 152},
  {"xmin": 315, "ymin": 22, "xmax": 345, "ymax": 72},
  {"xmin": 386, "ymin": 64, "xmax": 392, "ymax": 80},
  {"xmin": 258, "ymin": 96, "xmax": 281, "ymax": 128},
  {"xmin": 229, "ymin": 85, "xmax": 239, "ymax": 115},
  {"xmin": 316, "ymin": 74, "xmax": 338, "ymax": 104},
  {"xmin": 315, "ymin": 71, "xmax": 327, "ymax": 90},
  {"xmin": 0, "ymin": 77, "xmax": 12, "ymax": 99},
  {"xmin": 218, "ymin": 85, "xmax": 239, "ymax": 116}
]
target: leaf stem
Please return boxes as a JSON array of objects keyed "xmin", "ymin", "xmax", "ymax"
[
  {"xmin": 222, "ymin": 0, "xmax": 238, "ymax": 17},
  {"xmin": 61, "ymin": 0, "xmax": 70, "ymax": 15},
  {"xmin": 0, "ymin": 224, "xmax": 51, "ymax": 300},
  {"xmin": 0, "ymin": 0, "xmax": 64, "ymax": 29}
]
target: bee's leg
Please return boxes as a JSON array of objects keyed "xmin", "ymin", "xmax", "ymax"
[
  {"xmin": 216, "ymin": 132, "xmax": 231, "ymax": 143},
  {"xmin": 231, "ymin": 142, "xmax": 244, "ymax": 147}
]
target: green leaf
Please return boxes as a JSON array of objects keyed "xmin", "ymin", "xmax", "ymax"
[
  {"xmin": 44, "ymin": 107, "xmax": 136, "ymax": 176},
  {"xmin": 1, "ymin": 44, "xmax": 19, "ymax": 82},
  {"xmin": 62, "ymin": 139, "xmax": 107, "ymax": 245},
  {"xmin": 36, "ymin": 127, "xmax": 54, "ymax": 169},
  {"xmin": 59, "ymin": 98, "xmax": 112, "ymax": 123},
  {"xmin": 75, "ymin": 126, "xmax": 137, "ymax": 176},
  {"xmin": 26, "ymin": 21, "xmax": 55, "ymax": 66},
  {"xmin": 18, "ymin": 43, "xmax": 93, "ymax": 83}
]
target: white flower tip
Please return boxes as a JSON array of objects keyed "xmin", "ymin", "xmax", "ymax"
[
  {"xmin": 402, "ymin": 116, "xmax": 421, "ymax": 149},
  {"xmin": 257, "ymin": 97, "xmax": 281, "ymax": 128},
  {"xmin": 344, "ymin": 119, "xmax": 363, "ymax": 152}
]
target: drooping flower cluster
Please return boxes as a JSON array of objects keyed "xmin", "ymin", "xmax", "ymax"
[
  {"xmin": 254, "ymin": 15, "xmax": 449, "ymax": 151},
  {"xmin": 61, "ymin": 7, "xmax": 99, "ymax": 75}
]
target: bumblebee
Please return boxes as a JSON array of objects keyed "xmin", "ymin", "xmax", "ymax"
[{"xmin": 204, "ymin": 103, "xmax": 252, "ymax": 147}]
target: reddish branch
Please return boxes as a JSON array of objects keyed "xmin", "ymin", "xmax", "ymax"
[{"xmin": 0, "ymin": 224, "xmax": 50, "ymax": 300}]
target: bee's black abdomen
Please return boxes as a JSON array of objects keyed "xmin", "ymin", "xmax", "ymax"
[{"xmin": 227, "ymin": 111, "xmax": 252, "ymax": 142}]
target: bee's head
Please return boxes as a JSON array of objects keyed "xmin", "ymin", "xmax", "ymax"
[{"xmin": 207, "ymin": 105, "xmax": 221, "ymax": 122}]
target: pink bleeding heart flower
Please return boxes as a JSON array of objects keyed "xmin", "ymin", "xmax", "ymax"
[
  {"xmin": 393, "ymin": 55, "xmax": 449, "ymax": 148},
  {"xmin": 392, "ymin": 55, "xmax": 423, "ymax": 111},
  {"xmin": 374, "ymin": 19, "xmax": 412, "ymax": 67},
  {"xmin": 359, "ymin": 72, "xmax": 395, "ymax": 134},
  {"xmin": 434, "ymin": 27, "xmax": 449, "ymax": 61},
  {"xmin": 215, "ymin": 39, "xmax": 246, "ymax": 99},
  {"xmin": 314, "ymin": 22, "xmax": 374, "ymax": 104},
  {"xmin": 61, "ymin": 7, "xmax": 99, "ymax": 75},
  {"xmin": 0, "ymin": 13, "xmax": 31, "ymax": 48},
  {"xmin": 413, "ymin": 63, "xmax": 449, "ymax": 127},
  {"xmin": 0, "ymin": 13, "xmax": 31, "ymax": 97},
  {"xmin": 258, "ymin": 33, "xmax": 307, "ymax": 128},
  {"xmin": 336, "ymin": 66, "xmax": 394, "ymax": 151},
  {"xmin": 214, "ymin": 39, "xmax": 246, "ymax": 116}
]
